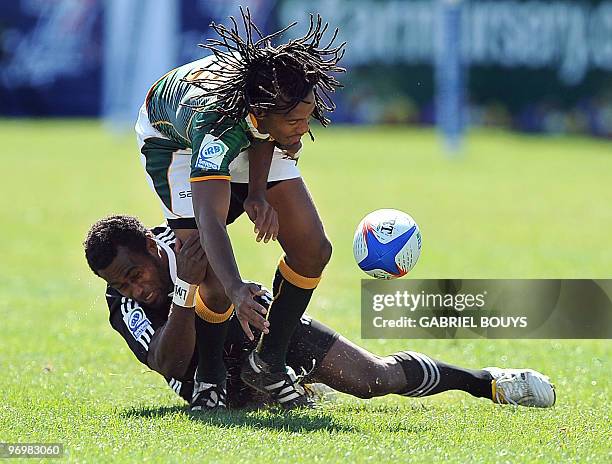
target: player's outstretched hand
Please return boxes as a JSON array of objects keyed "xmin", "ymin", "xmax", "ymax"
[
  {"xmin": 243, "ymin": 195, "xmax": 279, "ymax": 243},
  {"xmin": 230, "ymin": 282, "xmax": 270, "ymax": 341},
  {"xmin": 175, "ymin": 232, "xmax": 208, "ymax": 284}
]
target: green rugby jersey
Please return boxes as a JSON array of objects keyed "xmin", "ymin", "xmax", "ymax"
[{"xmin": 145, "ymin": 56, "xmax": 271, "ymax": 180}]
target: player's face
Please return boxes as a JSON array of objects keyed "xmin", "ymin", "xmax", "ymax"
[
  {"xmin": 258, "ymin": 90, "xmax": 315, "ymax": 147},
  {"xmin": 98, "ymin": 242, "xmax": 171, "ymax": 309}
]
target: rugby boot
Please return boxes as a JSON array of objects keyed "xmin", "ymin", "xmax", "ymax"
[
  {"xmin": 190, "ymin": 381, "xmax": 227, "ymax": 411},
  {"xmin": 484, "ymin": 367, "xmax": 556, "ymax": 408},
  {"xmin": 241, "ymin": 350, "xmax": 315, "ymax": 409}
]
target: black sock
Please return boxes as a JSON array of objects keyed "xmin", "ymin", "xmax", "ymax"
[
  {"xmin": 258, "ymin": 258, "xmax": 320, "ymax": 372},
  {"xmin": 392, "ymin": 351, "xmax": 493, "ymax": 399},
  {"xmin": 194, "ymin": 314, "xmax": 230, "ymax": 385}
]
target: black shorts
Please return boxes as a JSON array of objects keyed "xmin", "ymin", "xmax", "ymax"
[
  {"xmin": 166, "ymin": 181, "xmax": 283, "ymax": 230},
  {"xmin": 176, "ymin": 315, "xmax": 339, "ymax": 407}
]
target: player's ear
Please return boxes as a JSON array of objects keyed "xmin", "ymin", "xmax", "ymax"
[{"xmin": 145, "ymin": 233, "xmax": 158, "ymax": 256}]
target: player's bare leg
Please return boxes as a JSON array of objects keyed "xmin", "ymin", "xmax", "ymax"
[
  {"xmin": 240, "ymin": 178, "xmax": 331, "ymax": 408},
  {"xmin": 311, "ymin": 336, "xmax": 555, "ymax": 406},
  {"xmin": 174, "ymin": 229, "xmax": 233, "ymax": 410},
  {"xmin": 266, "ymin": 178, "xmax": 332, "ymax": 278},
  {"xmin": 308, "ymin": 336, "xmax": 406, "ymax": 398},
  {"xmin": 312, "ymin": 336, "xmax": 492, "ymax": 399},
  {"xmin": 261, "ymin": 177, "xmax": 331, "ymax": 366}
]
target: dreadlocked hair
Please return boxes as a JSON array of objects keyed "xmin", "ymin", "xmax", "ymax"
[
  {"xmin": 187, "ymin": 7, "xmax": 345, "ymax": 137},
  {"xmin": 83, "ymin": 215, "xmax": 149, "ymax": 275}
]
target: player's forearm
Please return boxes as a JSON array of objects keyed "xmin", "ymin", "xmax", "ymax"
[
  {"xmin": 196, "ymin": 217, "xmax": 243, "ymax": 297},
  {"xmin": 149, "ymin": 305, "xmax": 196, "ymax": 379},
  {"xmin": 192, "ymin": 180, "xmax": 243, "ymax": 299}
]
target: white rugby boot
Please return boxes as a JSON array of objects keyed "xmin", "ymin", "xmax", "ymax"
[{"xmin": 484, "ymin": 367, "xmax": 556, "ymax": 408}]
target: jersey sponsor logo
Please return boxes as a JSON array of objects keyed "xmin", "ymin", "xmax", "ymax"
[
  {"xmin": 125, "ymin": 308, "xmax": 151, "ymax": 340},
  {"xmin": 195, "ymin": 134, "xmax": 228, "ymax": 171}
]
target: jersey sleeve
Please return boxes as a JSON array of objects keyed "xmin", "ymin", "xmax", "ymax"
[
  {"xmin": 189, "ymin": 115, "xmax": 251, "ymax": 181},
  {"xmin": 107, "ymin": 290, "xmax": 157, "ymax": 367}
]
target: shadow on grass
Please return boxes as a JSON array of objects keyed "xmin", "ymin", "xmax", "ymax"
[
  {"xmin": 121, "ymin": 404, "xmax": 356, "ymax": 432},
  {"xmin": 120, "ymin": 402, "xmax": 433, "ymax": 434}
]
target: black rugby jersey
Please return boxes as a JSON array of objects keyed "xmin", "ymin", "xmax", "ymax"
[
  {"xmin": 106, "ymin": 224, "xmax": 196, "ymax": 401},
  {"xmin": 104, "ymin": 225, "xmax": 334, "ymax": 406}
]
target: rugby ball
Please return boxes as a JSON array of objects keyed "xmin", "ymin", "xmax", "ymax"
[{"xmin": 353, "ymin": 209, "xmax": 422, "ymax": 279}]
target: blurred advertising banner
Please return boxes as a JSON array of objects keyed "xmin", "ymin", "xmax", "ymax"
[
  {"xmin": 102, "ymin": 0, "xmax": 179, "ymax": 128},
  {"xmin": 0, "ymin": 0, "xmax": 276, "ymax": 120},
  {"xmin": 1, "ymin": 0, "xmax": 611, "ymax": 137},
  {"xmin": 178, "ymin": 0, "xmax": 279, "ymax": 64},
  {"xmin": 0, "ymin": 0, "xmax": 103, "ymax": 116},
  {"xmin": 361, "ymin": 279, "xmax": 612, "ymax": 339},
  {"xmin": 280, "ymin": 0, "xmax": 612, "ymax": 135}
]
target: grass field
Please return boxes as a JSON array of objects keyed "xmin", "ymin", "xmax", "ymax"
[{"xmin": 0, "ymin": 120, "xmax": 610, "ymax": 462}]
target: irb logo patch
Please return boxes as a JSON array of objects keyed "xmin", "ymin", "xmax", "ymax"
[
  {"xmin": 195, "ymin": 134, "xmax": 228, "ymax": 171},
  {"xmin": 124, "ymin": 307, "xmax": 151, "ymax": 340}
]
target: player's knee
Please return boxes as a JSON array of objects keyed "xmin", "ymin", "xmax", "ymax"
[
  {"xmin": 319, "ymin": 237, "xmax": 333, "ymax": 267},
  {"xmin": 307, "ymin": 236, "xmax": 332, "ymax": 271},
  {"xmin": 286, "ymin": 236, "xmax": 332, "ymax": 276}
]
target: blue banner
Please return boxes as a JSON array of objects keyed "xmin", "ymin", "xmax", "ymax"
[
  {"xmin": 1, "ymin": 0, "xmax": 611, "ymax": 138},
  {"xmin": 0, "ymin": 0, "xmax": 103, "ymax": 116},
  {"xmin": 178, "ymin": 0, "xmax": 280, "ymax": 64}
]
